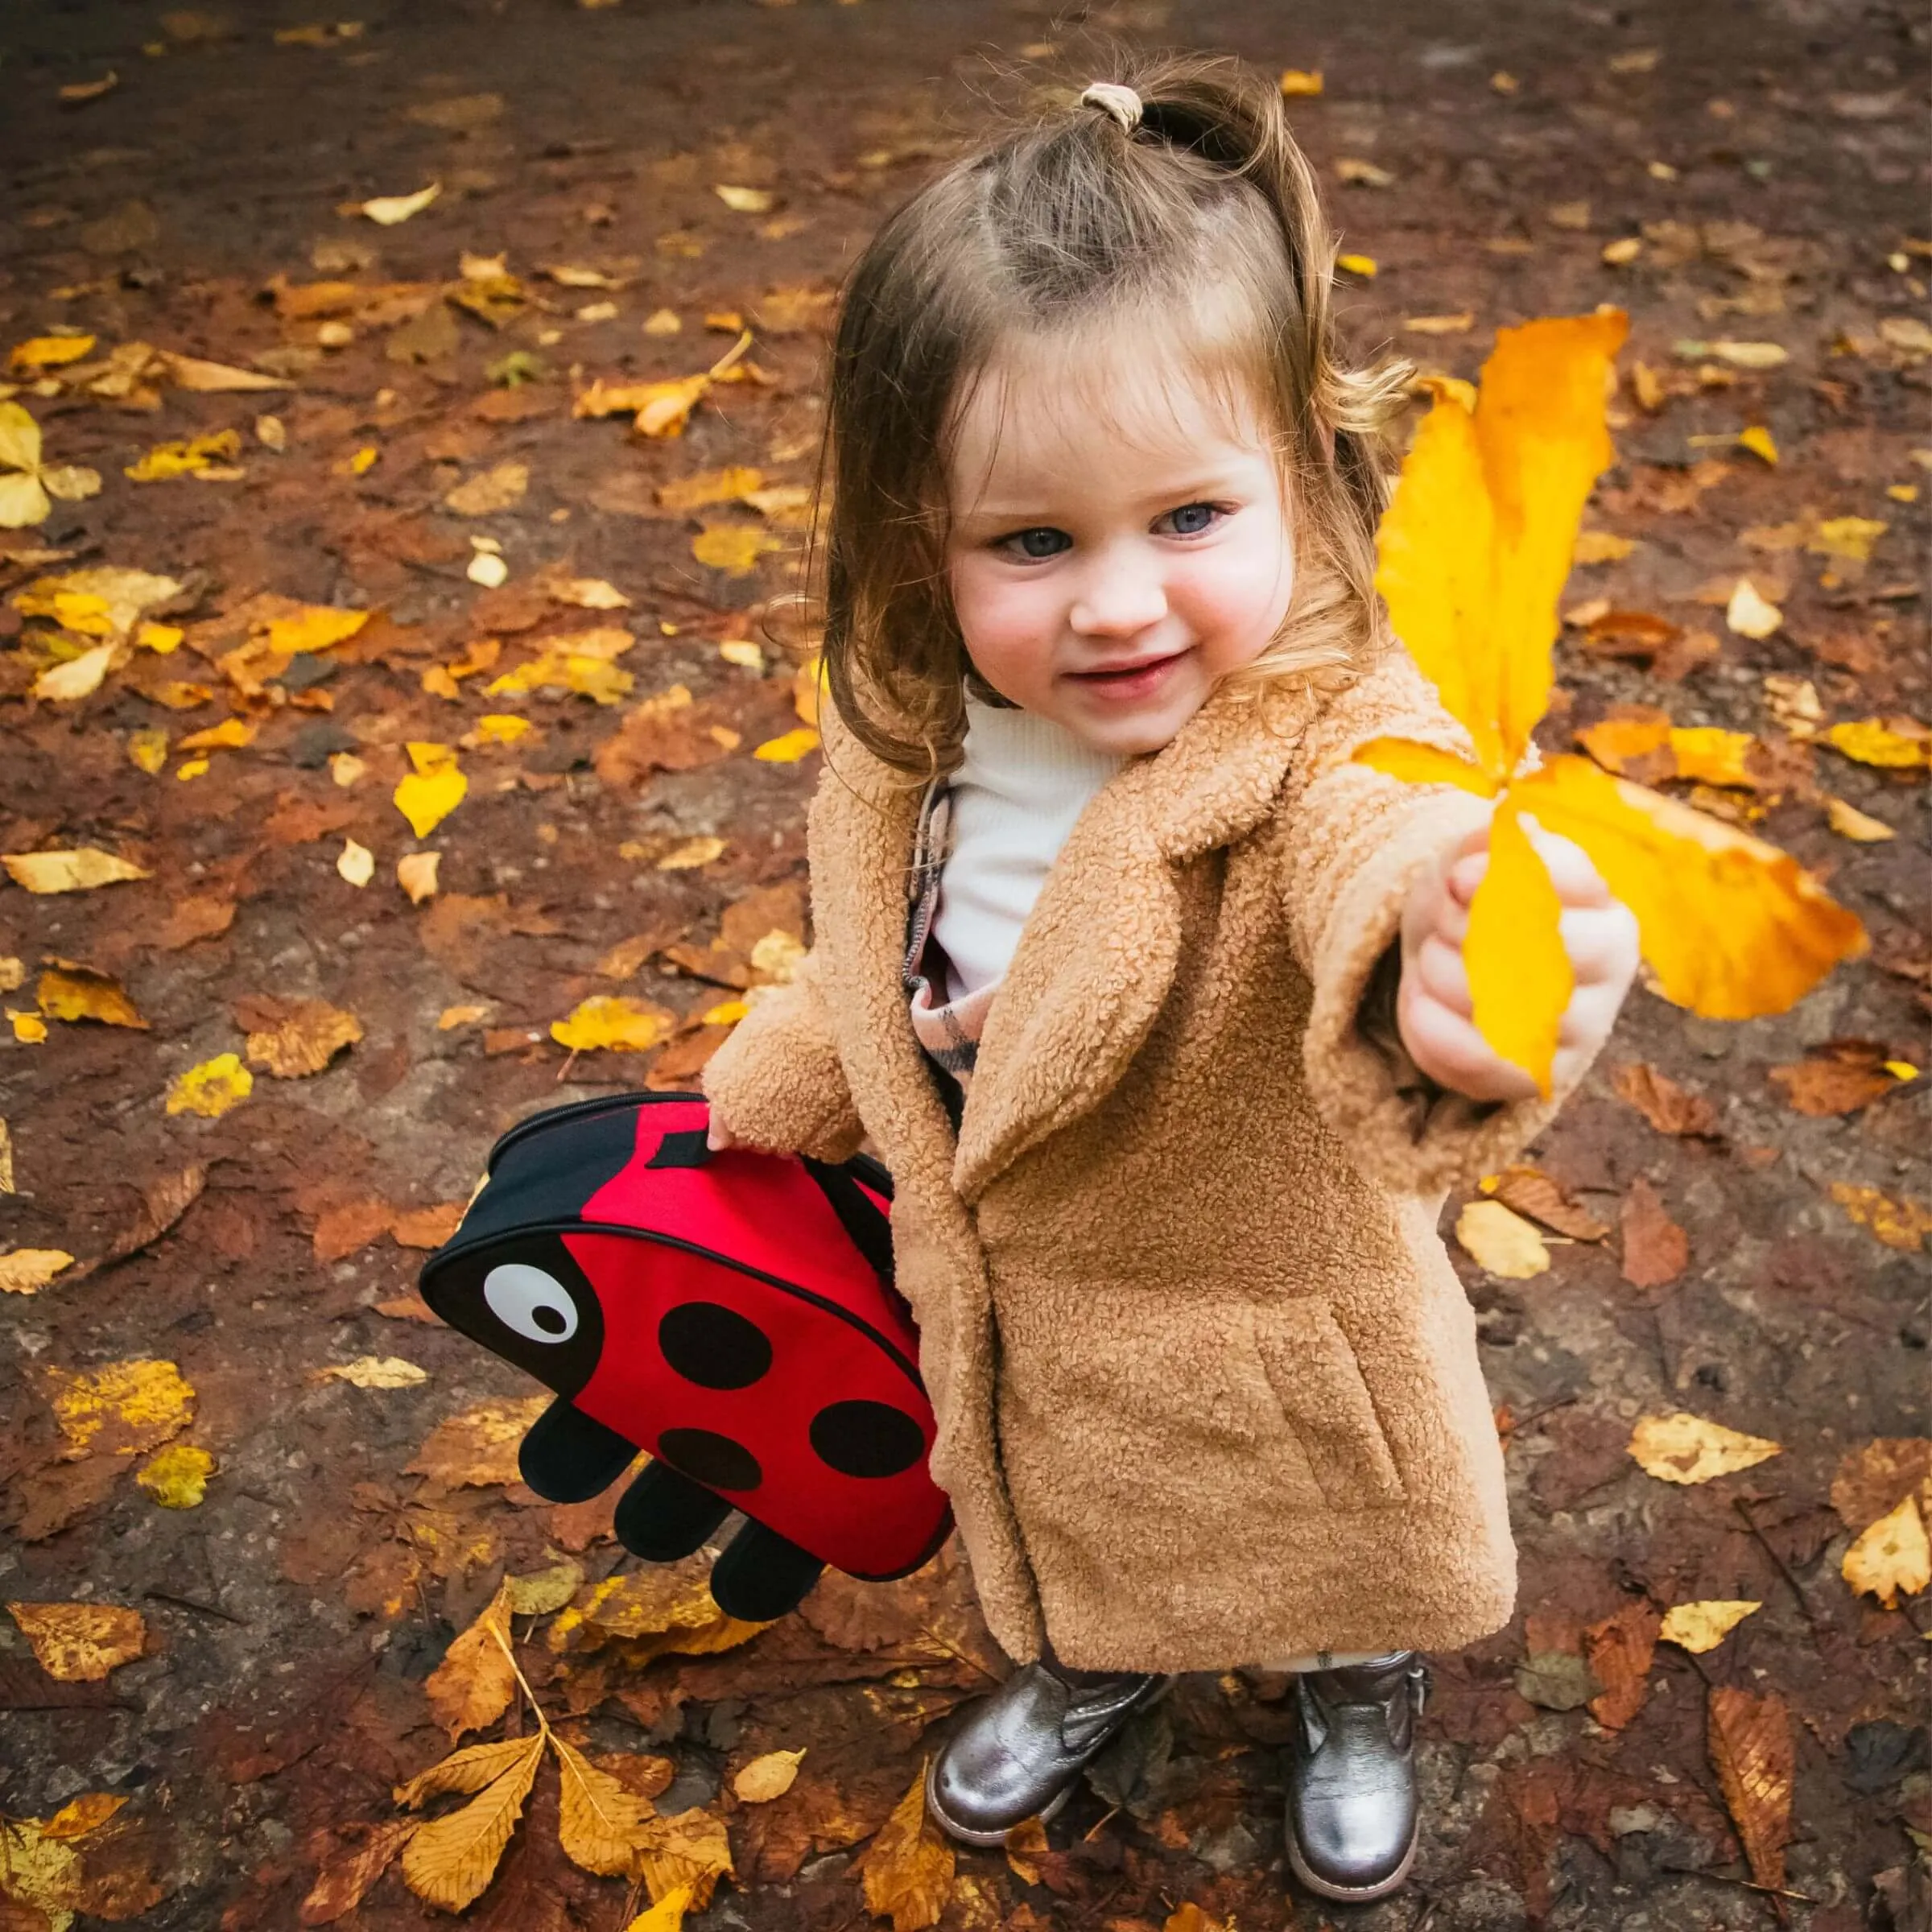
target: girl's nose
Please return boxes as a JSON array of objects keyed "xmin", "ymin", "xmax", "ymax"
[{"xmin": 1067, "ymin": 549, "xmax": 1168, "ymax": 637}]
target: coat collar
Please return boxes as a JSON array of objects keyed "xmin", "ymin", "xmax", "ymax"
[{"xmin": 815, "ymin": 678, "xmax": 1319, "ymax": 1203}]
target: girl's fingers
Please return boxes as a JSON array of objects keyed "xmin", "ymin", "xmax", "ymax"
[
  {"xmin": 1445, "ymin": 848, "xmax": 1489, "ymax": 908},
  {"xmin": 1400, "ymin": 991, "xmax": 1538, "ymax": 1101},
  {"xmin": 1414, "ymin": 932, "xmax": 1473, "ymax": 1017},
  {"xmin": 1521, "ymin": 817, "xmax": 1612, "ymax": 907},
  {"xmin": 1558, "ymin": 902, "xmax": 1641, "ymax": 984}
]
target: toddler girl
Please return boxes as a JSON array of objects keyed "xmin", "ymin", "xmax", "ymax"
[{"xmin": 703, "ymin": 55, "xmax": 1638, "ymax": 1905}]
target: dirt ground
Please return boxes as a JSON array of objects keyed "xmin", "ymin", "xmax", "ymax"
[{"xmin": 1, "ymin": 2, "xmax": 1928, "ymax": 1929}]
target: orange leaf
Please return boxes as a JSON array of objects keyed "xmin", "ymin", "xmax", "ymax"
[{"xmin": 1512, "ymin": 756, "xmax": 1865, "ymax": 1019}]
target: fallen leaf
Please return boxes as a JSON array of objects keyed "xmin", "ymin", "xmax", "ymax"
[
  {"xmin": 40, "ymin": 1793, "xmax": 129, "ymax": 1839},
  {"xmin": 2, "ymin": 848, "xmax": 149, "ymax": 893},
  {"xmin": 732, "ymin": 1749, "xmax": 806, "ymax": 1803},
  {"xmin": 504, "ymin": 1560, "xmax": 583, "ymax": 1616},
  {"xmin": 1611, "ymin": 1062, "xmax": 1719, "ymax": 1137},
  {"xmin": 1583, "ymin": 1599, "xmax": 1661, "ymax": 1731},
  {"xmin": 9, "ymin": 335, "xmax": 97, "ymax": 374},
  {"xmin": 444, "ymin": 460, "xmax": 529, "ymax": 516},
  {"xmin": 1735, "ymin": 424, "xmax": 1778, "ymax": 464},
  {"xmin": 42, "ymin": 1357, "xmax": 195, "ymax": 1459},
  {"xmin": 6, "ymin": 1601, "xmax": 147, "ymax": 1681},
  {"xmin": 409, "ymin": 1395, "xmax": 549, "ymax": 1488},
  {"xmin": 691, "ymin": 523, "xmax": 784, "ymax": 574},
  {"xmin": 269, "ymin": 605, "xmax": 370, "ymax": 654},
  {"xmin": 555, "ymin": 1736, "xmax": 655, "ymax": 1876},
  {"xmin": 399, "ymin": 1732, "xmax": 542, "ymax": 1911},
  {"xmin": 0, "ymin": 401, "xmax": 102, "ymax": 527},
  {"xmin": 1825, "ymin": 796, "xmax": 1894, "ymax": 841},
  {"xmin": 625, "ymin": 1888, "xmax": 693, "ymax": 1932},
  {"xmin": 299, "ymin": 1820, "xmax": 419, "ymax": 1927},
  {"xmin": 1822, "ymin": 716, "xmax": 1932, "ymax": 770},
  {"xmin": 0, "ymin": 1249, "xmax": 74, "ymax": 1294},
  {"xmin": 238, "ymin": 994, "xmax": 362, "ymax": 1077},
  {"xmin": 125, "ymin": 428, "xmax": 244, "ymax": 481},
  {"xmin": 1841, "ymin": 1492, "xmax": 1930, "ymax": 1609},
  {"xmin": 1618, "ymin": 1177, "xmax": 1688, "ymax": 1290},
  {"xmin": 358, "ymin": 183, "xmax": 442, "ymax": 225},
  {"xmin": 753, "ymin": 727, "xmax": 820, "ymax": 763},
  {"xmin": 1480, "ymin": 1166, "xmax": 1610, "ymax": 1240},
  {"xmin": 395, "ymin": 741, "xmax": 468, "ymax": 836},
  {"xmin": 1280, "ymin": 68, "xmax": 1323, "ymax": 95},
  {"xmin": 1629, "ymin": 1410, "xmax": 1781, "ymax": 1484},
  {"xmin": 1455, "ymin": 1199, "xmax": 1550, "ymax": 1278},
  {"xmin": 1724, "ymin": 577, "xmax": 1782, "ymax": 638},
  {"xmin": 164, "ymin": 1051, "xmax": 253, "ymax": 1117},
  {"xmin": 713, "ymin": 184, "xmax": 774, "ymax": 213},
  {"xmin": 33, "ymin": 643, "xmax": 116, "ymax": 702},
  {"xmin": 859, "ymin": 1765, "xmax": 954, "ymax": 1932},
  {"xmin": 398, "ymin": 851, "xmax": 441, "ymax": 902},
  {"xmin": 551, "ymin": 995, "xmax": 677, "ymax": 1054},
  {"xmin": 390, "ymin": 1203, "xmax": 465, "ymax": 1248},
  {"xmin": 135, "ymin": 1443, "xmax": 214, "ymax": 1508},
  {"xmin": 38, "ymin": 962, "xmax": 146, "ymax": 1030},
  {"xmin": 338, "ymin": 837, "xmax": 376, "ymax": 887},
  {"xmin": 1405, "ymin": 311, "xmax": 1476, "ymax": 335},
  {"xmin": 1658, "ymin": 1599, "xmax": 1760, "ymax": 1653},
  {"xmin": 633, "ymin": 1806, "xmax": 734, "ymax": 1911},
  {"xmin": 1828, "ymin": 1181, "xmax": 1932, "ymax": 1252},
  {"xmin": 1707, "ymin": 1686, "xmax": 1794, "ymax": 1896},
  {"xmin": 426, "ymin": 1578, "xmax": 518, "ymax": 1740},
  {"xmin": 316, "ymin": 1356, "xmax": 428, "ymax": 1389},
  {"xmin": 1769, "ymin": 1040, "xmax": 1909, "ymax": 1115}
]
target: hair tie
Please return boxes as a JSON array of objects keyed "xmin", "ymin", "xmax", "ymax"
[{"xmin": 1080, "ymin": 81, "xmax": 1143, "ymax": 133}]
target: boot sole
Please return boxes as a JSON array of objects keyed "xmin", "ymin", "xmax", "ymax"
[
  {"xmin": 1284, "ymin": 1815, "xmax": 1419, "ymax": 1903},
  {"xmin": 923, "ymin": 1674, "xmax": 1174, "ymax": 1849}
]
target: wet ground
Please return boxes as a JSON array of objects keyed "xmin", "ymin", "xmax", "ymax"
[{"xmin": 0, "ymin": 2, "xmax": 1927, "ymax": 1929}]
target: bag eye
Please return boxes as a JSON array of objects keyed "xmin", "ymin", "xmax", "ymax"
[{"xmin": 483, "ymin": 1262, "xmax": 580, "ymax": 1343}]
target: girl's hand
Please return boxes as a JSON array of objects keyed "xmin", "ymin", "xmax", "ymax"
[
  {"xmin": 1396, "ymin": 815, "xmax": 1641, "ymax": 1103},
  {"xmin": 706, "ymin": 1117, "xmax": 743, "ymax": 1154}
]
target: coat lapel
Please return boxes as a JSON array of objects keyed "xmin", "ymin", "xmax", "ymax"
[{"xmin": 952, "ymin": 679, "xmax": 1315, "ymax": 1202}]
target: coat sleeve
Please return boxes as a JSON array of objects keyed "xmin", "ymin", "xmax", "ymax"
[
  {"xmin": 700, "ymin": 947, "xmax": 867, "ymax": 1162},
  {"xmin": 1276, "ymin": 647, "xmax": 1576, "ymax": 1196}
]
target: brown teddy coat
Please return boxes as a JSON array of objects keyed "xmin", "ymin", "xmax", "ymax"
[{"xmin": 703, "ymin": 649, "xmax": 1582, "ymax": 1673}]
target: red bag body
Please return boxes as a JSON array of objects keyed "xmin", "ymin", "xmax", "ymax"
[{"xmin": 420, "ymin": 1092, "xmax": 951, "ymax": 1581}]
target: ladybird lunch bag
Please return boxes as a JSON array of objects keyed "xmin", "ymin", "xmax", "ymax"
[{"xmin": 419, "ymin": 1092, "xmax": 952, "ymax": 1621}]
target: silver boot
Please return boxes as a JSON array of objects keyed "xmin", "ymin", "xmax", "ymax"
[
  {"xmin": 1284, "ymin": 1649, "xmax": 1430, "ymax": 1902},
  {"xmin": 925, "ymin": 1648, "xmax": 1171, "ymax": 1847}
]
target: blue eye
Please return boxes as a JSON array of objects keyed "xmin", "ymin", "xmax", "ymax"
[
  {"xmin": 998, "ymin": 527, "xmax": 1071, "ymax": 560},
  {"xmin": 1162, "ymin": 503, "xmax": 1221, "ymax": 536}
]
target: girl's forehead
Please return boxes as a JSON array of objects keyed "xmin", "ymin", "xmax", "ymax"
[{"xmin": 945, "ymin": 326, "xmax": 1273, "ymax": 504}]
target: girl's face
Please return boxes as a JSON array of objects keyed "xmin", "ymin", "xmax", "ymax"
[{"xmin": 943, "ymin": 333, "xmax": 1297, "ymax": 758}]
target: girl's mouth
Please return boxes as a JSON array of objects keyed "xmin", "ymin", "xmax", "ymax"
[{"xmin": 1065, "ymin": 649, "xmax": 1189, "ymax": 702}]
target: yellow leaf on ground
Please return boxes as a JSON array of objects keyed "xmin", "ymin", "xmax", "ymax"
[
  {"xmin": 129, "ymin": 727, "xmax": 169, "ymax": 774},
  {"xmin": 338, "ymin": 837, "xmax": 375, "ymax": 887},
  {"xmin": 1725, "ymin": 577, "xmax": 1782, "ymax": 638},
  {"xmin": 396, "ymin": 1736, "xmax": 544, "ymax": 1809},
  {"xmin": 1658, "ymin": 1599, "xmax": 1761, "ymax": 1653},
  {"xmin": 359, "ymin": 182, "xmax": 441, "ymax": 225},
  {"xmin": 1736, "ymin": 424, "xmax": 1778, "ymax": 464},
  {"xmin": 731, "ymin": 1748, "xmax": 805, "ymax": 1803},
  {"xmin": 32, "ymin": 642, "xmax": 116, "ymax": 702},
  {"xmin": 1828, "ymin": 1181, "xmax": 1932, "ymax": 1251},
  {"xmin": 9, "ymin": 1009, "xmax": 47, "ymax": 1043},
  {"xmin": 6, "ymin": 1600, "xmax": 147, "ymax": 1680},
  {"xmin": 1280, "ymin": 68, "xmax": 1323, "ymax": 95},
  {"xmin": 1572, "ymin": 529, "xmax": 1636, "ymax": 563},
  {"xmin": 470, "ymin": 712, "xmax": 531, "ymax": 745},
  {"xmin": 398, "ymin": 851, "xmax": 440, "ymax": 903},
  {"xmin": 658, "ymin": 465, "xmax": 765, "ymax": 510},
  {"xmin": 136, "ymin": 1442, "xmax": 215, "ymax": 1508},
  {"xmin": 176, "ymin": 716, "xmax": 257, "ymax": 753},
  {"xmin": 555, "ymin": 1736, "xmax": 655, "ymax": 1876},
  {"xmin": 41, "ymin": 1793, "xmax": 128, "ymax": 1839},
  {"xmin": 1822, "ymin": 716, "xmax": 1932, "ymax": 769},
  {"xmin": 444, "ymin": 460, "xmax": 528, "ymax": 515},
  {"xmin": 625, "ymin": 1886, "xmax": 694, "ymax": 1932},
  {"xmin": 1707, "ymin": 1686, "xmax": 1794, "ymax": 1897},
  {"xmin": 713, "ymin": 184, "xmax": 774, "ymax": 213},
  {"xmin": 125, "ymin": 428, "xmax": 243, "ymax": 481},
  {"xmin": 860, "ymin": 1764, "xmax": 955, "ymax": 1932},
  {"xmin": 266, "ymin": 605, "xmax": 369, "ymax": 654},
  {"xmin": 426, "ymin": 1579, "xmax": 517, "ymax": 1740},
  {"xmin": 43, "ymin": 1357, "xmax": 195, "ymax": 1459},
  {"xmin": 1454, "ymin": 1199, "xmax": 1551, "ymax": 1278},
  {"xmin": 634, "ymin": 1807, "xmax": 734, "ymax": 1911},
  {"xmin": 395, "ymin": 749, "xmax": 467, "ymax": 838},
  {"xmin": 399, "ymin": 1732, "xmax": 542, "ymax": 1912},
  {"xmin": 0, "ymin": 1249, "xmax": 74, "ymax": 1294},
  {"xmin": 166, "ymin": 1051, "xmax": 254, "ymax": 1117},
  {"xmin": 3, "ymin": 848, "xmax": 149, "ymax": 893},
  {"xmin": 316, "ymin": 1356, "xmax": 428, "ymax": 1389},
  {"xmin": 691, "ymin": 523, "xmax": 784, "ymax": 574},
  {"xmin": 1825, "ymin": 796, "xmax": 1895, "ymax": 841},
  {"xmin": 9, "ymin": 334, "xmax": 97, "ymax": 373},
  {"xmin": 551, "ymin": 995, "xmax": 677, "ymax": 1053},
  {"xmin": 1842, "ymin": 1492, "xmax": 1930, "ymax": 1608},
  {"xmin": 242, "ymin": 997, "xmax": 361, "ymax": 1077},
  {"xmin": 655, "ymin": 836, "xmax": 726, "ymax": 871},
  {"xmin": 1808, "ymin": 515, "xmax": 1887, "ymax": 563},
  {"xmin": 753, "ymin": 727, "xmax": 820, "ymax": 763},
  {"xmin": 504, "ymin": 1560, "xmax": 583, "ymax": 1616},
  {"xmin": 1629, "ymin": 1410, "xmax": 1781, "ymax": 1484}
]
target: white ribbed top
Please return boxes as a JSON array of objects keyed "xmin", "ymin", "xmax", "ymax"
[{"xmin": 931, "ymin": 696, "xmax": 1125, "ymax": 1001}]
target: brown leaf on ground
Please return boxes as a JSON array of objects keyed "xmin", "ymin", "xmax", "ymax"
[
  {"xmin": 1619, "ymin": 1177, "xmax": 1689, "ymax": 1290},
  {"xmin": 1610, "ymin": 1063, "xmax": 1720, "ymax": 1137},
  {"xmin": 424, "ymin": 1579, "xmax": 516, "ymax": 1740},
  {"xmin": 298, "ymin": 1819, "xmax": 417, "ymax": 1926},
  {"xmin": 1707, "ymin": 1685, "xmax": 1794, "ymax": 1895},
  {"xmin": 6, "ymin": 1600, "xmax": 147, "ymax": 1681},
  {"xmin": 553, "ymin": 1736, "xmax": 654, "ymax": 1876},
  {"xmin": 1768, "ymin": 1039, "xmax": 1908, "ymax": 1115},
  {"xmin": 633, "ymin": 1806, "xmax": 734, "ymax": 1910},
  {"xmin": 312, "ymin": 1198, "xmax": 394, "ymax": 1264},
  {"xmin": 234, "ymin": 995, "xmax": 363, "ymax": 1077},
  {"xmin": 1485, "ymin": 1165, "xmax": 1611, "ymax": 1241},
  {"xmin": 1829, "ymin": 1439, "xmax": 1932, "ymax": 1532},
  {"xmin": 390, "ymin": 1202, "xmax": 465, "ymax": 1248},
  {"xmin": 399, "ymin": 1731, "xmax": 543, "ymax": 1913},
  {"xmin": 592, "ymin": 687, "xmax": 738, "ymax": 789},
  {"xmin": 408, "ymin": 1396, "xmax": 549, "ymax": 1489},
  {"xmin": 155, "ymin": 893, "xmax": 236, "ymax": 949},
  {"xmin": 1583, "ymin": 1600, "xmax": 1662, "ymax": 1730},
  {"xmin": 858, "ymin": 1764, "xmax": 954, "ymax": 1932},
  {"xmin": 68, "ymin": 1166, "xmax": 206, "ymax": 1281}
]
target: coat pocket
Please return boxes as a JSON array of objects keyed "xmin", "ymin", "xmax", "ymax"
[{"xmin": 1250, "ymin": 1300, "xmax": 1406, "ymax": 1510}]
